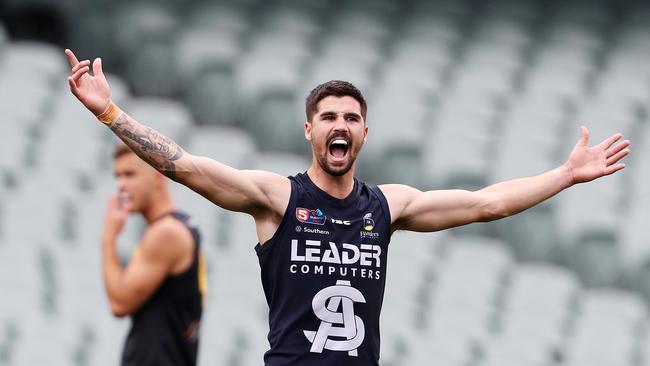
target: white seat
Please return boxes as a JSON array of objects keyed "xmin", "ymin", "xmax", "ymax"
[
  {"xmin": 544, "ymin": 22, "xmax": 604, "ymax": 51},
  {"xmin": 550, "ymin": 0, "xmax": 611, "ymax": 28},
  {"xmin": 483, "ymin": 335, "xmax": 556, "ymax": 366},
  {"xmin": 126, "ymin": 97, "xmax": 194, "ymax": 142},
  {"xmin": 187, "ymin": 125, "xmax": 256, "ymax": 167},
  {"xmin": 619, "ymin": 204, "xmax": 650, "ymax": 269},
  {"xmin": 564, "ymin": 289, "xmax": 645, "ymax": 366},
  {"xmin": 2, "ymin": 41, "xmax": 68, "ymax": 81},
  {"xmin": 328, "ymin": 12, "xmax": 391, "ymax": 41},
  {"xmin": 174, "ymin": 26, "xmax": 240, "ymax": 85},
  {"xmin": 113, "ymin": 3, "xmax": 179, "ymax": 56},
  {"xmin": 506, "ymin": 264, "xmax": 580, "ymax": 315},
  {"xmin": 320, "ymin": 36, "xmax": 384, "ymax": 66},
  {"xmin": 400, "ymin": 13, "xmax": 460, "ymax": 46},
  {"xmin": 301, "ymin": 59, "xmax": 375, "ymax": 105},
  {"xmin": 579, "ymin": 289, "xmax": 647, "ymax": 327},
  {"xmin": 409, "ymin": 0, "xmax": 469, "ymax": 18},
  {"xmin": 187, "ymin": 2, "xmax": 251, "ymax": 36},
  {"xmin": 423, "ymin": 101, "xmax": 495, "ymax": 188},
  {"xmin": 464, "ymin": 42, "xmax": 525, "ymax": 73},
  {"xmin": 555, "ymin": 173, "xmax": 623, "ymax": 247},
  {"xmin": 475, "ymin": 18, "xmax": 532, "ymax": 46},
  {"xmin": 259, "ymin": 6, "xmax": 320, "ymax": 36},
  {"xmin": 482, "ymin": 0, "xmax": 539, "ymax": 22},
  {"xmin": 250, "ymin": 152, "xmax": 310, "ymax": 179}
]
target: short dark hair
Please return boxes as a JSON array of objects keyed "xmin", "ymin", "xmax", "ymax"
[
  {"xmin": 113, "ymin": 141, "xmax": 133, "ymax": 160},
  {"xmin": 305, "ymin": 80, "xmax": 367, "ymax": 121}
]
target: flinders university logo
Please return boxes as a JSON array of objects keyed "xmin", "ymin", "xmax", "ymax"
[
  {"xmin": 304, "ymin": 280, "xmax": 366, "ymax": 356},
  {"xmin": 363, "ymin": 213, "xmax": 375, "ymax": 231},
  {"xmin": 360, "ymin": 213, "xmax": 379, "ymax": 239}
]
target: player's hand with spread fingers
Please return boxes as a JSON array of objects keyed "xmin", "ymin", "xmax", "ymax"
[
  {"xmin": 65, "ymin": 49, "xmax": 111, "ymax": 116},
  {"xmin": 564, "ymin": 126, "xmax": 631, "ymax": 184}
]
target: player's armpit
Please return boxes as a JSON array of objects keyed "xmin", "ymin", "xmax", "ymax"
[{"xmin": 108, "ymin": 219, "xmax": 192, "ymax": 317}]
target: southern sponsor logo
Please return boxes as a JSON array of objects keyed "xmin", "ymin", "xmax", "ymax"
[
  {"xmin": 304, "ymin": 280, "xmax": 366, "ymax": 356},
  {"xmin": 296, "ymin": 208, "xmax": 327, "ymax": 225}
]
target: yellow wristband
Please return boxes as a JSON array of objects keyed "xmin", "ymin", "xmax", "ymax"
[{"xmin": 97, "ymin": 101, "xmax": 122, "ymax": 125}]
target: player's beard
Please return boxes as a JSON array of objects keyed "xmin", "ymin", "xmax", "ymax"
[
  {"xmin": 315, "ymin": 132, "xmax": 357, "ymax": 177},
  {"xmin": 317, "ymin": 154, "xmax": 355, "ymax": 176}
]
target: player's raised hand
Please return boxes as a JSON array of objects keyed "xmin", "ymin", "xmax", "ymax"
[
  {"xmin": 565, "ymin": 126, "xmax": 630, "ymax": 184},
  {"xmin": 65, "ymin": 49, "xmax": 111, "ymax": 116}
]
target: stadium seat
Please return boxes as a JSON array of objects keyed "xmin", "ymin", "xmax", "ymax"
[
  {"xmin": 126, "ymin": 97, "xmax": 194, "ymax": 142},
  {"xmin": 257, "ymin": 5, "xmax": 320, "ymax": 36},
  {"xmin": 549, "ymin": 0, "xmax": 611, "ymax": 29},
  {"xmin": 247, "ymin": 86, "xmax": 306, "ymax": 153},
  {"xmin": 482, "ymin": 0, "xmax": 539, "ymax": 23},
  {"xmin": 187, "ymin": 1, "xmax": 251, "ymax": 36},
  {"xmin": 113, "ymin": 2, "xmax": 179, "ymax": 58},
  {"xmin": 0, "ymin": 21, "xmax": 7, "ymax": 51},
  {"xmin": 565, "ymin": 289, "xmax": 646, "ymax": 366},
  {"xmin": 2, "ymin": 41, "xmax": 67, "ymax": 82},
  {"xmin": 174, "ymin": 25, "xmax": 240, "ymax": 87},
  {"xmin": 184, "ymin": 63, "xmax": 238, "ymax": 126},
  {"xmin": 125, "ymin": 41, "xmax": 179, "ymax": 97},
  {"xmin": 409, "ymin": 0, "xmax": 469, "ymax": 18},
  {"xmin": 357, "ymin": 88, "xmax": 428, "ymax": 186},
  {"xmin": 473, "ymin": 18, "xmax": 532, "ymax": 49},
  {"xmin": 399, "ymin": 12, "xmax": 461, "ymax": 46}
]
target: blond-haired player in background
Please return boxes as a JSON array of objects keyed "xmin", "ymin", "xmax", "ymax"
[{"xmin": 103, "ymin": 142, "xmax": 206, "ymax": 366}]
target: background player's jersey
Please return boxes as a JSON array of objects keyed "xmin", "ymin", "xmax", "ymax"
[
  {"xmin": 121, "ymin": 211, "xmax": 205, "ymax": 366},
  {"xmin": 256, "ymin": 172, "xmax": 391, "ymax": 365}
]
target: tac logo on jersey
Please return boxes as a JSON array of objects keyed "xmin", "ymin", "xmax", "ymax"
[
  {"xmin": 304, "ymin": 280, "xmax": 366, "ymax": 357},
  {"xmin": 363, "ymin": 213, "xmax": 375, "ymax": 231},
  {"xmin": 296, "ymin": 208, "xmax": 327, "ymax": 225}
]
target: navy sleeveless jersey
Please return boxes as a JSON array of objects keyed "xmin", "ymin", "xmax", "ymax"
[
  {"xmin": 255, "ymin": 172, "xmax": 391, "ymax": 365},
  {"xmin": 122, "ymin": 211, "xmax": 205, "ymax": 366}
]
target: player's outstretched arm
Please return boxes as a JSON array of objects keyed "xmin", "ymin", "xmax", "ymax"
[
  {"xmin": 65, "ymin": 49, "xmax": 289, "ymax": 215},
  {"xmin": 382, "ymin": 126, "xmax": 630, "ymax": 233}
]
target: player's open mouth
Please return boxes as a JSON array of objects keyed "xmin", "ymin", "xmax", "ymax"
[{"xmin": 328, "ymin": 138, "xmax": 349, "ymax": 160}]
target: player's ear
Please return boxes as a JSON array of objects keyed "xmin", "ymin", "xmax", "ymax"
[
  {"xmin": 304, "ymin": 121, "xmax": 312, "ymax": 141},
  {"xmin": 363, "ymin": 124, "xmax": 368, "ymax": 144}
]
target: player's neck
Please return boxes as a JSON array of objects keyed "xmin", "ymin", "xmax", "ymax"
[
  {"xmin": 306, "ymin": 165, "xmax": 355, "ymax": 200},
  {"xmin": 142, "ymin": 194, "xmax": 175, "ymax": 224}
]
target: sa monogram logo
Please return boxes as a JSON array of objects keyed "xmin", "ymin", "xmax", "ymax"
[{"xmin": 303, "ymin": 280, "xmax": 366, "ymax": 356}]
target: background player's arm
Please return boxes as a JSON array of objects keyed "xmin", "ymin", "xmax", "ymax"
[
  {"xmin": 65, "ymin": 49, "xmax": 289, "ymax": 216},
  {"xmin": 101, "ymin": 197, "xmax": 192, "ymax": 317},
  {"xmin": 382, "ymin": 127, "xmax": 630, "ymax": 233}
]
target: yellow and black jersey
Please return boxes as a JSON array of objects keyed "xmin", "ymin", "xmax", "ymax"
[{"xmin": 121, "ymin": 211, "xmax": 206, "ymax": 366}]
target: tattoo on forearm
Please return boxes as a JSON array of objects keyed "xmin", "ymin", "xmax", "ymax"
[{"xmin": 109, "ymin": 113, "xmax": 184, "ymax": 180}]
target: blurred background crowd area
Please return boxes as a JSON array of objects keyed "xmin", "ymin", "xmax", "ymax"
[{"xmin": 1, "ymin": 0, "xmax": 650, "ymax": 365}]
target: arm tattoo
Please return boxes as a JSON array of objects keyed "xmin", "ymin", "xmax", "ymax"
[{"xmin": 109, "ymin": 113, "xmax": 185, "ymax": 180}]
